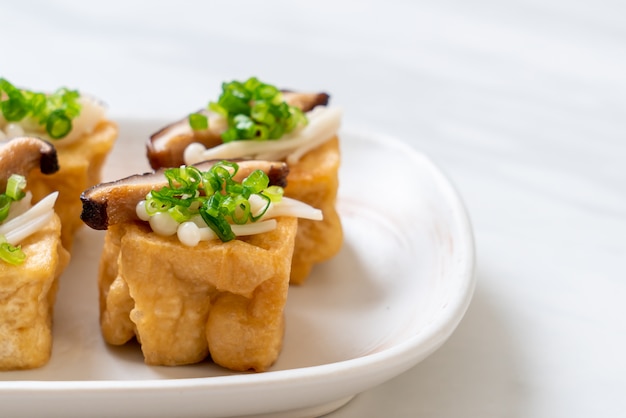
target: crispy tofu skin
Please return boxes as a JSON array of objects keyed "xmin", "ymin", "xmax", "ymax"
[
  {"xmin": 0, "ymin": 214, "xmax": 70, "ymax": 370},
  {"xmin": 284, "ymin": 136, "xmax": 343, "ymax": 284},
  {"xmin": 99, "ymin": 217, "xmax": 297, "ymax": 372},
  {"xmin": 28, "ymin": 120, "xmax": 118, "ymax": 250}
]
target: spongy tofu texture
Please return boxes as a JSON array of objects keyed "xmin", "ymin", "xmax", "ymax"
[
  {"xmin": 99, "ymin": 217, "xmax": 297, "ymax": 372},
  {"xmin": 284, "ymin": 136, "xmax": 343, "ymax": 284},
  {"xmin": 28, "ymin": 120, "xmax": 118, "ymax": 250},
  {"xmin": 0, "ymin": 214, "xmax": 70, "ymax": 370}
]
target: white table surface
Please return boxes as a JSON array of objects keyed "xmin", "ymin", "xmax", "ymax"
[{"xmin": 2, "ymin": 1, "xmax": 625, "ymax": 417}]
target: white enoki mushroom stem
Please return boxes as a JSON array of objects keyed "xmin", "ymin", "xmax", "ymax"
[
  {"xmin": 0, "ymin": 192, "xmax": 58, "ymax": 245},
  {"xmin": 176, "ymin": 219, "xmax": 278, "ymax": 247},
  {"xmin": 264, "ymin": 197, "xmax": 323, "ymax": 220},
  {"xmin": 5, "ymin": 192, "xmax": 32, "ymax": 222},
  {"xmin": 249, "ymin": 194, "xmax": 323, "ymax": 221}
]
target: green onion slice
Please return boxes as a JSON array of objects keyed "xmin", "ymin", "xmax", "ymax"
[
  {"xmin": 46, "ymin": 109, "xmax": 73, "ymax": 139},
  {"xmin": 188, "ymin": 113, "xmax": 208, "ymax": 131},
  {"xmin": 0, "ymin": 195, "xmax": 11, "ymax": 223},
  {"xmin": 0, "ymin": 240, "xmax": 26, "ymax": 265},
  {"xmin": 262, "ymin": 185, "xmax": 284, "ymax": 203},
  {"xmin": 199, "ymin": 199, "xmax": 236, "ymax": 242},
  {"xmin": 0, "ymin": 174, "xmax": 27, "ymax": 223},
  {"xmin": 6, "ymin": 173, "xmax": 26, "ymax": 201}
]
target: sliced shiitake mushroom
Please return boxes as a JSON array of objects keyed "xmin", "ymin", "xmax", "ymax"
[
  {"xmin": 146, "ymin": 91, "xmax": 330, "ymax": 170},
  {"xmin": 282, "ymin": 91, "xmax": 330, "ymax": 112},
  {"xmin": 80, "ymin": 160, "xmax": 289, "ymax": 230},
  {"xmin": 0, "ymin": 136, "xmax": 59, "ymax": 190},
  {"xmin": 146, "ymin": 109, "xmax": 224, "ymax": 171}
]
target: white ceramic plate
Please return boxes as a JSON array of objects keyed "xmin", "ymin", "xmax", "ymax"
[{"xmin": 0, "ymin": 121, "xmax": 475, "ymax": 418}]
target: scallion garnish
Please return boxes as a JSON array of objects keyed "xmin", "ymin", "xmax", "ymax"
[
  {"xmin": 143, "ymin": 161, "xmax": 281, "ymax": 242},
  {"xmin": 0, "ymin": 196, "xmax": 11, "ymax": 222},
  {"xmin": 0, "ymin": 78, "xmax": 81, "ymax": 139},
  {"xmin": 188, "ymin": 113, "xmax": 208, "ymax": 131},
  {"xmin": 46, "ymin": 109, "xmax": 73, "ymax": 139},
  {"xmin": 0, "ymin": 174, "xmax": 27, "ymax": 223},
  {"xmin": 188, "ymin": 77, "xmax": 308, "ymax": 142},
  {"xmin": 6, "ymin": 174, "xmax": 26, "ymax": 201},
  {"xmin": 0, "ymin": 239, "xmax": 25, "ymax": 265}
]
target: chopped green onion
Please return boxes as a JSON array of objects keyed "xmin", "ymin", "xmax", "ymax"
[
  {"xmin": 0, "ymin": 174, "xmax": 27, "ymax": 223},
  {"xmin": 221, "ymin": 127, "xmax": 238, "ymax": 143},
  {"xmin": 198, "ymin": 76, "xmax": 308, "ymax": 142},
  {"xmin": 46, "ymin": 109, "xmax": 73, "ymax": 139},
  {"xmin": 0, "ymin": 80, "xmax": 28, "ymax": 121},
  {"xmin": 250, "ymin": 101, "xmax": 275, "ymax": 126},
  {"xmin": 28, "ymin": 92, "xmax": 47, "ymax": 116},
  {"xmin": 262, "ymin": 185, "xmax": 284, "ymax": 203},
  {"xmin": 6, "ymin": 174, "xmax": 26, "ymax": 201},
  {"xmin": 220, "ymin": 195, "xmax": 249, "ymax": 225},
  {"xmin": 208, "ymin": 101, "xmax": 227, "ymax": 117},
  {"xmin": 143, "ymin": 161, "xmax": 281, "ymax": 242},
  {"xmin": 242, "ymin": 170, "xmax": 269, "ymax": 194},
  {"xmin": 199, "ymin": 202, "xmax": 236, "ymax": 241},
  {"xmin": 0, "ymin": 195, "xmax": 11, "ymax": 222},
  {"xmin": 188, "ymin": 113, "xmax": 208, "ymax": 131},
  {"xmin": 0, "ymin": 239, "xmax": 25, "ymax": 265},
  {"xmin": 0, "ymin": 77, "xmax": 82, "ymax": 139},
  {"xmin": 243, "ymin": 77, "xmax": 261, "ymax": 93},
  {"xmin": 168, "ymin": 205, "xmax": 191, "ymax": 223},
  {"xmin": 232, "ymin": 114, "xmax": 256, "ymax": 139}
]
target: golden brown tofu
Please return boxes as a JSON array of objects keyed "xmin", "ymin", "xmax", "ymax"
[
  {"xmin": 284, "ymin": 136, "xmax": 343, "ymax": 284},
  {"xmin": 28, "ymin": 120, "xmax": 118, "ymax": 250},
  {"xmin": 98, "ymin": 216, "xmax": 297, "ymax": 372},
  {"xmin": 0, "ymin": 214, "xmax": 70, "ymax": 370}
]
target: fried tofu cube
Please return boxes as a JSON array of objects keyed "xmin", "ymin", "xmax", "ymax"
[
  {"xmin": 284, "ymin": 136, "xmax": 343, "ymax": 284},
  {"xmin": 28, "ymin": 120, "xmax": 118, "ymax": 250},
  {"xmin": 99, "ymin": 216, "xmax": 298, "ymax": 372},
  {"xmin": 0, "ymin": 214, "xmax": 70, "ymax": 370}
]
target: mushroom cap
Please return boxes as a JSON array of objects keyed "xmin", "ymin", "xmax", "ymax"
[
  {"xmin": 80, "ymin": 159, "xmax": 289, "ymax": 230},
  {"xmin": 0, "ymin": 136, "xmax": 59, "ymax": 190}
]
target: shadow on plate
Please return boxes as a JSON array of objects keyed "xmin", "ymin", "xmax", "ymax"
[{"xmin": 327, "ymin": 268, "xmax": 526, "ymax": 418}]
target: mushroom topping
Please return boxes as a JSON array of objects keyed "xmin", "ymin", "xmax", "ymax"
[
  {"xmin": 0, "ymin": 136, "xmax": 59, "ymax": 190},
  {"xmin": 184, "ymin": 106, "xmax": 342, "ymax": 166},
  {"xmin": 282, "ymin": 91, "xmax": 330, "ymax": 111},
  {"xmin": 146, "ymin": 91, "xmax": 330, "ymax": 170},
  {"xmin": 80, "ymin": 160, "xmax": 290, "ymax": 231},
  {"xmin": 145, "ymin": 109, "xmax": 225, "ymax": 171},
  {"xmin": 0, "ymin": 137, "xmax": 60, "ymax": 265}
]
